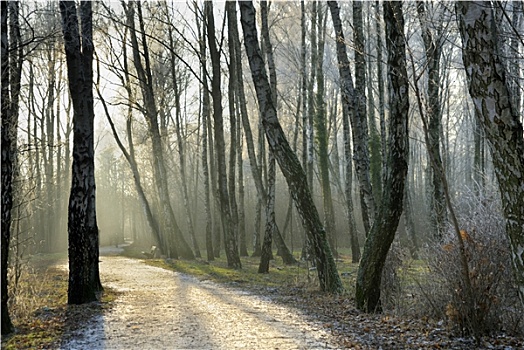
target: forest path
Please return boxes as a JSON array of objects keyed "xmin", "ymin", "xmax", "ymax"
[{"xmin": 60, "ymin": 251, "xmax": 337, "ymax": 349}]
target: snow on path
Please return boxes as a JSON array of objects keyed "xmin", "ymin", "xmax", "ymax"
[{"xmin": 60, "ymin": 255, "xmax": 338, "ymax": 350}]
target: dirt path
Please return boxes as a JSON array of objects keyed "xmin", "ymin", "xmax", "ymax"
[{"xmin": 60, "ymin": 252, "xmax": 337, "ymax": 349}]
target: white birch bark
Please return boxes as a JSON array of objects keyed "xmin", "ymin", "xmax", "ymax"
[{"xmin": 457, "ymin": 1, "xmax": 524, "ymax": 308}]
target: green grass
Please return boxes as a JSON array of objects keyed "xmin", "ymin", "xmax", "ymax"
[{"xmin": 123, "ymin": 244, "xmax": 360, "ymax": 294}]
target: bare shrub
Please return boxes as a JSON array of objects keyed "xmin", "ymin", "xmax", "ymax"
[
  {"xmin": 422, "ymin": 186, "xmax": 524, "ymax": 336},
  {"xmin": 8, "ymin": 262, "xmax": 49, "ymax": 322}
]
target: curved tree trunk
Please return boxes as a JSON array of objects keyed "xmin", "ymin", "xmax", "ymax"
[{"xmin": 240, "ymin": 1, "xmax": 342, "ymax": 293}]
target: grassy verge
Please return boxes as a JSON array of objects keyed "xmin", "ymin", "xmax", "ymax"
[
  {"xmin": 122, "ymin": 244, "xmax": 361, "ymax": 295},
  {"xmin": 1, "ymin": 255, "xmax": 119, "ymax": 350}
]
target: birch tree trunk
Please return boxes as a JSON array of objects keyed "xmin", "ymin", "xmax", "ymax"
[
  {"xmin": 365, "ymin": 2, "xmax": 382, "ymax": 204},
  {"xmin": 60, "ymin": 1, "xmax": 102, "ymax": 304},
  {"xmin": 352, "ymin": 0, "xmax": 375, "ymax": 235},
  {"xmin": 327, "ymin": 1, "xmax": 375, "ymax": 236},
  {"xmin": 306, "ymin": 1, "xmax": 317, "ymax": 190},
  {"xmin": 375, "ymin": 1, "xmax": 387, "ymax": 175},
  {"xmin": 355, "ymin": 1, "xmax": 409, "ymax": 312},
  {"xmin": 1, "ymin": 1, "xmax": 16, "ymax": 334},
  {"xmin": 240, "ymin": 1, "xmax": 342, "ymax": 293},
  {"xmin": 456, "ymin": 1, "xmax": 524, "ymax": 308}
]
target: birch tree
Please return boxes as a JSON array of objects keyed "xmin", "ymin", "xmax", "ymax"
[
  {"xmin": 60, "ymin": 0, "xmax": 102, "ymax": 304},
  {"xmin": 456, "ymin": 0, "xmax": 524, "ymax": 308},
  {"xmin": 1, "ymin": 0, "xmax": 21, "ymax": 334},
  {"xmin": 240, "ymin": 0, "xmax": 342, "ymax": 293}
]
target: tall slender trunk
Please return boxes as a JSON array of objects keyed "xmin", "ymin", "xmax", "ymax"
[
  {"xmin": 314, "ymin": 4, "xmax": 337, "ymax": 254},
  {"xmin": 354, "ymin": 0, "xmax": 376, "ymax": 235},
  {"xmin": 197, "ymin": 4, "xmax": 214, "ymax": 261},
  {"xmin": 44, "ymin": 38, "xmax": 56, "ymax": 252},
  {"xmin": 226, "ymin": 1, "xmax": 240, "ymax": 262},
  {"xmin": 206, "ymin": 1, "xmax": 241, "ymax": 268},
  {"xmin": 343, "ymin": 106, "xmax": 361, "ymax": 263},
  {"xmin": 169, "ymin": 25, "xmax": 201, "ymax": 258},
  {"xmin": 327, "ymin": 1, "xmax": 363, "ymax": 263},
  {"xmin": 259, "ymin": 1, "xmax": 296, "ymax": 266},
  {"xmin": 306, "ymin": 1, "xmax": 317, "ymax": 190},
  {"xmin": 366, "ymin": 1, "xmax": 382, "ymax": 203},
  {"xmin": 375, "ymin": 1, "xmax": 387, "ymax": 186},
  {"xmin": 416, "ymin": 1, "xmax": 446, "ymax": 240}
]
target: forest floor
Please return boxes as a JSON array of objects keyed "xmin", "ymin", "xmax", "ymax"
[{"xmin": 2, "ymin": 246, "xmax": 523, "ymax": 349}]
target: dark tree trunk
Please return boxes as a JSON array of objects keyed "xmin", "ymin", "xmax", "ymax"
[
  {"xmin": 355, "ymin": 1, "xmax": 410, "ymax": 312},
  {"xmin": 207, "ymin": 1, "xmax": 241, "ymax": 269},
  {"xmin": 240, "ymin": 1, "xmax": 342, "ymax": 293},
  {"xmin": 197, "ymin": 4, "xmax": 214, "ymax": 261},
  {"xmin": 416, "ymin": 1, "xmax": 446, "ymax": 240},
  {"xmin": 60, "ymin": 1, "xmax": 102, "ymax": 304},
  {"xmin": 1, "ymin": 1, "xmax": 16, "ymax": 334},
  {"xmin": 259, "ymin": 152, "xmax": 276, "ymax": 273},
  {"xmin": 226, "ymin": 1, "xmax": 240, "ymax": 263},
  {"xmin": 314, "ymin": 5, "xmax": 338, "ymax": 255}
]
